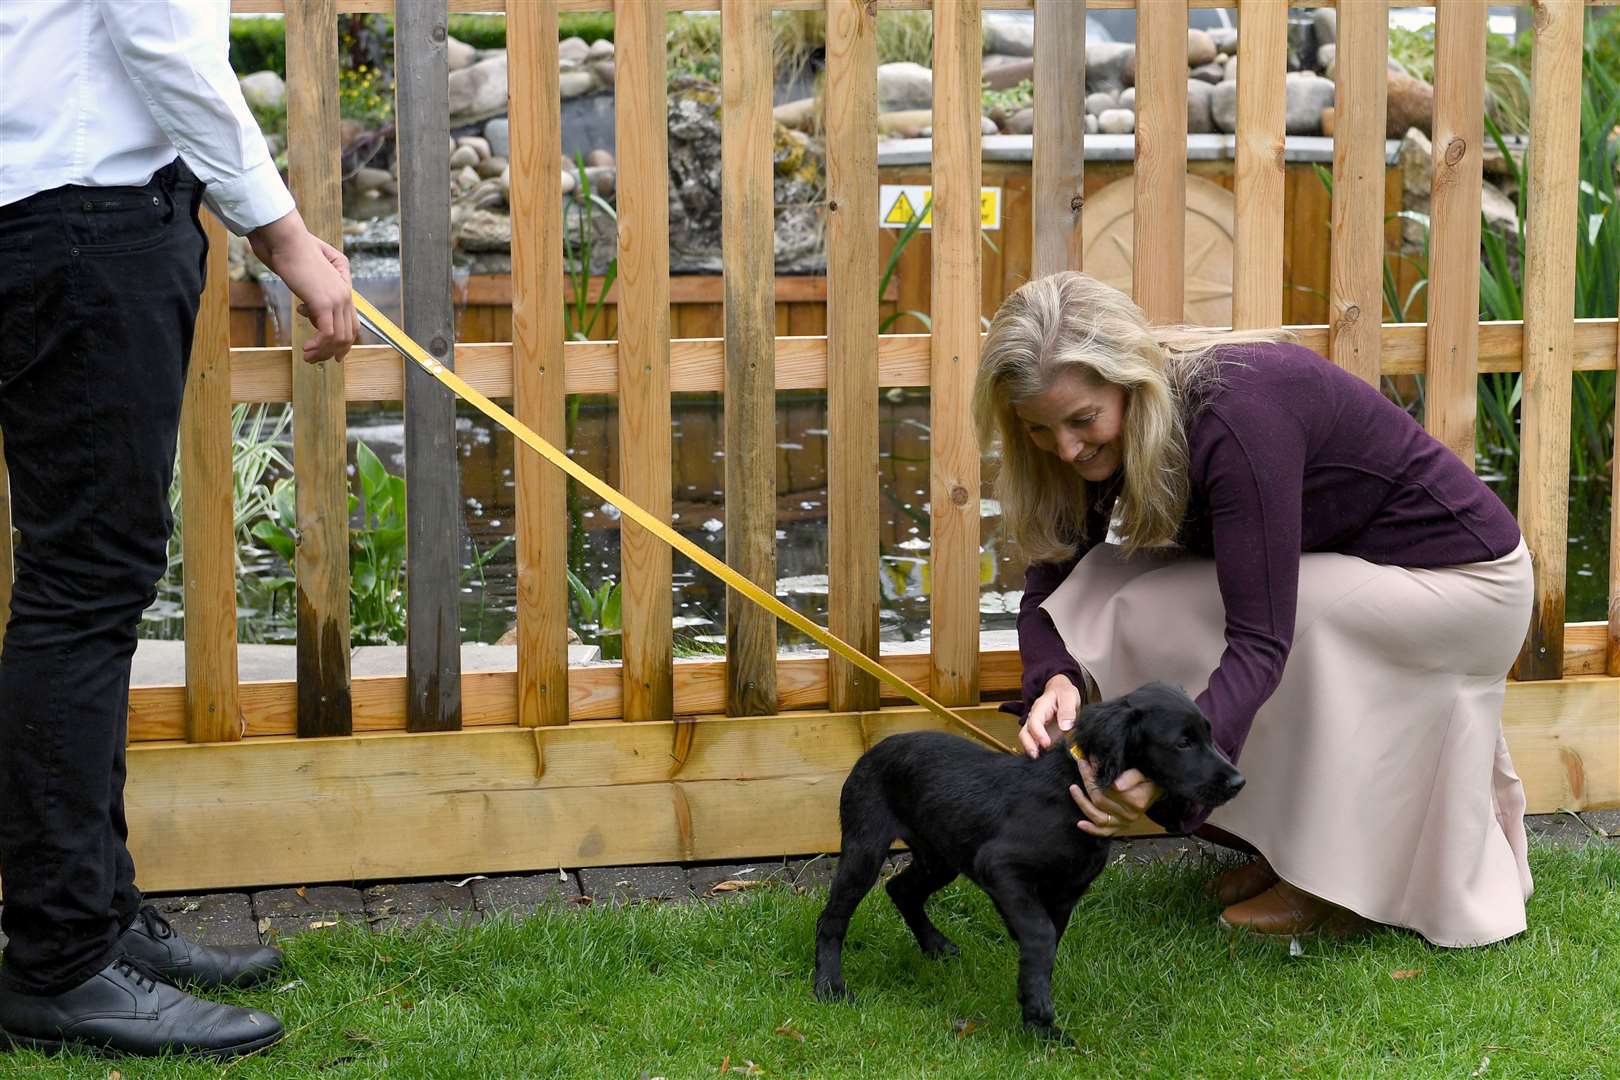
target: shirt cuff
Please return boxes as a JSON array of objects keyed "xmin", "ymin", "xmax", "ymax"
[{"xmin": 200, "ymin": 158, "xmax": 295, "ymax": 235}]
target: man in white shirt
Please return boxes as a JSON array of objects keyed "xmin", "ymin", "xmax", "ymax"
[{"xmin": 0, "ymin": 1, "xmax": 355, "ymax": 1059}]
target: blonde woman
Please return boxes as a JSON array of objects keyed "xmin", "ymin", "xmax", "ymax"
[{"xmin": 978, "ymin": 272, "xmax": 1532, "ymax": 947}]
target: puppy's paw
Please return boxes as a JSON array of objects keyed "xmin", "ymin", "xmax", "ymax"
[
  {"xmin": 1024, "ymin": 1019, "xmax": 1068, "ymax": 1043},
  {"xmin": 813, "ymin": 977, "xmax": 853, "ymax": 1004}
]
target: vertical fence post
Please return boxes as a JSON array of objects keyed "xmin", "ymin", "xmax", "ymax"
[
  {"xmin": 1133, "ymin": 0, "xmax": 1188, "ymax": 322},
  {"xmin": 0, "ymin": 433, "xmax": 11, "ymax": 656},
  {"xmin": 1328, "ymin": 0, "xmax": 1387, "ymax": 385},
  {"xmin": 509, "ymin": 0, "xmax": 570, "ymax": 727},
  {"xmin": 721, "ymin": 0, "xmax": 779, "ymax": 716},
  {"xmin": 614, "ymin": 0, "xmax": 675, "ymax": 720},
  {"xmin": 180, "ymin": 211, "xmax": 241, "ymax": 743},
  {"xmin": 929, "ymin": 0, "xmax": 982, "ymax": 706},
  {"xmin": 1424, "ymin": 0, "xmax": 1487, "ymax": 467},
  {"xmin": 1233, "ymin": 0, "xmax": 1286, "ymax": 329},
  {"xmin": 285, "ymin": 0, "xmax": 353, "ymax": 736},
  {"xmin": 1514, "ymin": 0, "xmax": 1583, "ymax": 681},
  {"xmin": 1610, "ymin": 285, "xmax": 1619, "ymax": 677},
  {"xmin": 396, "ymin": 0, "xmax": 463, "ymax": 732},
  {"xmin": 825, "ymin": 0, "xmax": 881, "ymax": 712},
  {"xmin": 1032, "ymin": 0, "xmax": 1086, "ymax": 278}
]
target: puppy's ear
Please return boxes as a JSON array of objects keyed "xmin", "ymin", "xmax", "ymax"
[{"xmin": 1075, "ymin": 696, "xmax": 1136, "ymax": 790}]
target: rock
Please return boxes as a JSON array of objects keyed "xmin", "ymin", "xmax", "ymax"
[
  {"xmin": 1005, "ymin": 106, "xmax": 1035, "ymax": 135},
  {"xmin": 484, "ymin": 118, "xmax": 509, "ymax": 159},
  {"xmin": 449, "ymin": 144, "xmax": 481, "ymax": 170},
  {"xmin": 1320, "ymin": 105, "xmax": 1335, "ymax": 137},
  {"xmin": 462, "ymin": 177, "xmax": 506, "ymax": 210},
  {"xmin": 585, "ymin": 148, "xmax": 614, "ymax": 168},
  {"xmin": 1085, "ymin": 113, "xmax": 1099, "ymax": 135},
  {"xmin": 457, "ymin": 135, "xmax": 491, "ymax": 161},
  {"xmin": 982, "ymin": 18, "xmax": 1034, "ymax": 57},
  {"xmin": 1316, "ymin": 43, "xmax": 1336, "ymax": 75},
  {"xmin": 1210, "ymin": 27, "xmax": 1238, "ymax": 54},
  {"xmin": 1397, "ymin": 127, "xmax": 1433, "ymax": 247},
  {"xmin": 1086, "ymin": 91, "xmax": 1118, "ymax": 117},
  {"xmin": 1386, "ymin": 69, "xmax": 1434, "ymax": 139},
  {"xmin": 982, "ymin": 56, "xmax": 1034, "ymax": 91},
  {"xmin": 773, "ymin": 96, "xmax": 818, "ymax": 131},
  {"xmin": 475, "ymin": 154, "xmax": 507, "ymax": 179},
  {"xmin": 1388, "ymin": 57, "xmax": 1409, "ymax": 78},
  {"xmin": 1481, "ymin": 141, "xmax": 1523, "ymax": 179},
  {"xmin": 583, "ymin": 165, "xmax": 615, "ymax": 197},
  {"xmin": 456, "ymin": 208, "xmax": 511, "ymax": 252},
  {"xmin": 1480, "ymin": 179, "xmax": 1520, "ymax": 239},
  {"xmin": 1186, "ymin": 78, "xmax": 1215, "ymax": 135},
  {"xmin": 351, "ymin": 166, "xmax": 392, "ymax": 194},
  {"xmin": 559, "ymin": 69, "xmax": 597, "ymax": 99},
  {"xmin": 877, "ymin": 109, "xmax": 932, "ymax": 138},
  {"xmin": 1187, "ymin": 28, "xmax": 1217, "ymax": 67},
  {"xmin": 1312, "ymin": 7, "xmax": 1337, "ymax": 46},
  {"xmin": 449, "ymin": 55, "xmax": 508, "ymax": 127},
  {"xmin": 1285, "ymin": 72, "xmax": 1335, "ymax": 135},
  {"xmin": 446, "ymin": 35, "xmax": 477, "ymax": 71},
  {"xmin": 454, "ymin": 165, "xmax": 481, "ymax": 192},
  {"xmin": 1211, "ymin": 79, "xmax": 1238, "ymax": 134},
  {"xmin": 238, "ymin": 71, "xmax": 286, "ymax": 112},
  {"xmin": 557, "ymin": 36, "xmax": 590, "ymax": 67},
  {"xmin": 587, "ymin": 38, "xmax": 615, "ymax": 61},
  {"xmin": 1190, "ymin": 62, "xmax": 1225, "ymax": 85},
  {"xmin": 560, "ymin": 168, "xmax": 577, "ymax": 196},
  {"xmin": 1223, "ymin": 57, "xmax": 1237, "ymax": 82},
  {"xmin": 877, "ymin": 62, "xmax": 933, "ymax": 111},
  {"xmin": 1088, "ymin": 42, "xmax": 1135, "ymax": 95},
  {"xmin": 590, "ymin": 59, "xmax": 615, "ymax": 88},
  {"xmin": 1098, "ymin": 108, "xmax": 1135, "ymax": 135},
  {"xmin": 980, "ymin": 114, "xmax": 999, "ymax": 136},
  {"xmin": 1119, "ymin": 87, "xmax": 1136, "ymax": 111}
]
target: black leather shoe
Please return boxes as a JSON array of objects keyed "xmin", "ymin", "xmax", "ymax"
[
  {"xmin": 120, "ymin": 906, "xmax": 284, "ymax": 990},
  {"xmin": 0, "ymin": 957, "xmax": 283, "ymax": 1059}
]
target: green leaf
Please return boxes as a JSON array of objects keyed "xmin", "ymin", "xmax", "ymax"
[
  {"xmin": 356, "ymin": 441, "xmax": 389, "ymax": 502},
  {"xmin": 251, "ymin": 519, "xmax": 296, "ymax": 563}
]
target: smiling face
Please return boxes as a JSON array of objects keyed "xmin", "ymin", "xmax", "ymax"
[{"xmin": 1012, "ymin": 368, "xmax": 1128, "ymax": 484}]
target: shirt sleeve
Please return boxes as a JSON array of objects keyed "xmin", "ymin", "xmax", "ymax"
[
  {"xmin": 1015, "ymin": 554, "xmax": 1086, "ymax": 707},
  {"xmin": 1191, "ymin": 408, "xmax": 1307, "ymax": 762},
  {"xmin": 98, "ymin": 1, "xmax": 294, "ymax": 235}
]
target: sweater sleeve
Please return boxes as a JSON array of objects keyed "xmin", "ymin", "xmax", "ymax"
[
  {"xmin": 1191, "ymin": 408, "xmax": 1306, "ymax": 762},
  {"xmin": 1015, "ymin": 553, "xmax": 1086, "ymax": 708}
]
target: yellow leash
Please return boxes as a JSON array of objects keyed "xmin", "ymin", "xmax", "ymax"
[{"xmin": 350, "ymin": 290, "xmax": 1013, "ymax": 755}]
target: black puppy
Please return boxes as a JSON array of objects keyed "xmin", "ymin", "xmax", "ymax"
[{"xmin": 813, "ymin": 681, "xmax": 1244, "ymax": 1038}]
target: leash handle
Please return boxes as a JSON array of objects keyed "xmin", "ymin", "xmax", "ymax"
[{"xmin": 350, "ymin": 290, "xmax": 1015, "ymax": 755}]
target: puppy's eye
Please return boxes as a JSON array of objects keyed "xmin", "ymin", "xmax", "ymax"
[{"xmin": 1177, "ymin": 737, "xmax": 1196, "ymax": 750}]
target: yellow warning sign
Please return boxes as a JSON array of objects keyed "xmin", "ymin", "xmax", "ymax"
[{"xmin": 879, "ymin": 185, "xmax": 1001, "ymax": 230}]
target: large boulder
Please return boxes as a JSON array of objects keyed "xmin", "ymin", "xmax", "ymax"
[
  {"xmin": 1211, "ymin": 79, "xmax": 1238, "ymax": 134},
  {"xmin": 1088, "ymin": 43, "xmax": 1135, "ymax": 95},
  {"xmin": 877, "ymin": 62, "xmax": 933, "ymax": 111},
  {"xmin": 446, "ymin": 35, "xmax": 477, "ymax": 71},
  {"xmin": 448, "ymin": 54, "xmax": 508, "ymax": 127},
  {"xmin": 1187, "ymin": 78, "xmax": 1215, "ymax": 135},
  {"xmin": 239, "ymin": 71, "xmax": 286, "ymax": 112},
  {"xmin": 983, "ymin": 56, "xmax": 1035, "ymax": 91},
  {"xmin": 1187, "ymin": 29, "xmax": 1217, "ymax": 67},
  {"xmin": 983, "ymin": 18, "xmax": 1034, "ymax": 57},
  {"xmin": 1386, "ymin": 69, "xmax": 1435, "ymax": 139},
  {"xmin": 1285, "ymin": 72, "xmax": 1335, "ymax": 135},
  {"xmin": 557, "ymin": 36, "xmax": 590, "ymax": 68}
]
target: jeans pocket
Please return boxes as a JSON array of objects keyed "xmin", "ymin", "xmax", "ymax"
[
  {"xmin": 69, "ymin": 191, "xmax": 170, "ymax": 255},
  {"xmin": 0, "ymin": 239, "xmax": 36, "ymax": 385}
]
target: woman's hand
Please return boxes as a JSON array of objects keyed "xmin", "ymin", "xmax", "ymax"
[
  {"xmin": 247, "ymin": 209, "xmax": 357, "ymax": 363},
  {"xmin": 1019, "ymin": 673, "xmax": 1082, "ymax": 758},
  {"xmin": 1069, "ymin": 760, "xmax": 1161, "ymax": 838}
]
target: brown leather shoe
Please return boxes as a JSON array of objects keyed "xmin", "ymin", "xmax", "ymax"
[
  {"xmin": 1206, "ymin": 857, "xmax": 1278, "ymax": 906},
  {"xmin": 1218, "ymin": 880, "xmax": 1372, "ymax": 938}
]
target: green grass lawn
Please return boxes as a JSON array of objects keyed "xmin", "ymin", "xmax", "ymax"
[{"xmin": 9, "ymin": 841, "xmax": 1618, "ymax": 1079}]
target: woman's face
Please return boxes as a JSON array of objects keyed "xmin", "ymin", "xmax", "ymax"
[{"xmin": 1012, "ymin": 370, "xmax": 1127, "ymax": 483}]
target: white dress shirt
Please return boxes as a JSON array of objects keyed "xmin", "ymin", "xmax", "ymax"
[{"xmin": 0, "ymin": 0, "xmax": 294, "ymax": 235}]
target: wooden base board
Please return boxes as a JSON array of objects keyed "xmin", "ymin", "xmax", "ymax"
[{"xmin": 103, "ymin": 677, "xmax": 1620, "ymax": 894}]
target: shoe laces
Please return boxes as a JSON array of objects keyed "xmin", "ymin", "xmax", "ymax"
[
  {"xmin": 112, "ymin": 956, "xmax": 162, "ymax": 993},
  {"xmin": 136, "ymin": 905, "xmax": 176, "ymax": 941}
]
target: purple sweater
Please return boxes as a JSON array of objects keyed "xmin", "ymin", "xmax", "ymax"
[{"xmin": 1013, "ymin": 343, "xmax": 1522, "ymax": 828}]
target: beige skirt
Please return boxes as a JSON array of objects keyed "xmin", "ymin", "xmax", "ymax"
[{"xmin": 1040, "ymin": 539, "xmax": 1535, "ymax": 947}]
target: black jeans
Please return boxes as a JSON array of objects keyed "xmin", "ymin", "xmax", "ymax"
[{"xmin": 0, "ymin": 158, "xmax": 207, "ymax": 994}]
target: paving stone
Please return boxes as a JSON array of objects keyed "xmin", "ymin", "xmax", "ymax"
[
  {"xmin": 1113, "ymin": 835, "xmax": 1215, "ymax": 867},
  {"xmin": 687, "ymin": 860, "xmax": 795, "ymax": 901},
  {"xmin": 251, "ymin": 886, "xmax": 367, "ymax": 942},
  {"xmin": 144, "ymin": 893, "xmax": 260, "ymax": 948},
  {"xmin": 1526, "ymin": 811, "xmax": 1618, "ymax": 846},
  {"xmin": 363, "ymin": 881, "xmax": 480, "ymax": 931},
  {"xmin": 783, "ymin": 856, "xmax": 839, "ymax": 893},
  {"xmin": 471, "ymin": 871, "xmax": 584, "ymax": 917},
  {"xmin": 577, "ymin": 864, "xmax": 693, "ymax": 906}
]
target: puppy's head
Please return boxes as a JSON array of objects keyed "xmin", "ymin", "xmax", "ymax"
[{"xmin": 1070, "ymin": 681, "xmax": 1244, "ymax": 808}]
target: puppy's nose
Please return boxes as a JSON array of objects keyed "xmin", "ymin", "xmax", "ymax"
[{"xmin": 1222, "ymin": 772, "xmax": 1245, "ymax": 799}]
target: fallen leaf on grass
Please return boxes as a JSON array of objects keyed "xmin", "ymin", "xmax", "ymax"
[
  {"xmin": 1471, "ymin": 1054, "xmax": 1490, "ymax": 1077},
  {"xmin": 296, "ymin": 885, "xmax": 308, "ymax": 900},
  {"xmin": 711, "ymin": 880, "xmax": 764, "ymax": 894},
  {"xmin": 257, "ymin": 917, "xmax": 273, "ymax": 935},
  {"xmin": 108, "ymin": 1071, "xmax": 122, "ymax": 1080},
  {"xmin": 571, "ymin": 895, "xmax": 594, "ymax": 906},
  {"xmin": 1390, "ymin": 968, "xmax": 1424, "ymax": 980},
  {"xmin": 274, "ymin": 979, "xmax": 305, "ymax": 993},
  {"xmin": 309, "ymin": 919, "xmax": 339, "ymax": 930},
  {"xmin": 773, "ymin": 1021, "xmax": 805, "ymax": 1042},
  {"xmin": 952, "ymin": 1018, "xmax": 982, "ymax": 1039}
]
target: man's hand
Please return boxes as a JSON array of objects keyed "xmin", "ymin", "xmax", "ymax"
[
  {"xmin": 247, "ymin": 209, "xmax": 357, "ymax": 363},
  {"xmin": 1069, "ymin": 761, "xmax": 1160, "ymax": 838},
  {"xmin": 1019, "ymin": 673, "xmax": 1082, "ymax": 758}
]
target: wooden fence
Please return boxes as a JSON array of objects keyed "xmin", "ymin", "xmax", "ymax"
[{"xmin": 0, "ymin": 0, "xmax": 1613, "ymax": 893}]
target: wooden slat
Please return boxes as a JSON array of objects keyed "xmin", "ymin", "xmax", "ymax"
[
  {"xmin": 231, "ymin": 0, "xmax": 1567, "ymax": 14},
  {"xmin": 824, "ymin": 0, "xmax": 881, "ymax": 712},
  {"xmin": 1612, "ymin": 289, "xmax": 1620, "ymax": 677},
  {"xmin": 0, "ymin": 432, "xmax": 12, "ymax": 656},
  {"xmin": 118, "ymin": 676, "xmax": 1620, "ymax": 893},
  {"xmin": 1132, "ymin": 0, "xmax": 1188, "ymax": 321},
  {"xmin": 1232, "ymin": 0, "xmax": 1287, "ymax": 328},
  {"xmin": 445, "ymin": 274, "xmax": 883, "ymax": 307},
  {"xmin": 1327, "ymin": 0, "xmax": 1388, "ymax": 384},
  {"xmin": 396, "ymin": 0, "xmax": 462, "ymax": 732},
  {"xmin": 1563, "ymin": 622, "xmax": 1614, "ymax": 676},
  {"xmin": 614, "ymin": 0, "xmax": 675, "ymax": 720},
  {"xmin": 1031, "ymin": 0, "xmax": 1086, "ymax": 276},
  {"xmin": 1514, "ymin": 0, "xmax": 1583, "ymax": 682},
  {"xmin": 1424, "ymin": 0, "xmax": 1487, "ymax": 466},
  {"xmin": 721, "ymin": 0, "xmax": 779, "ymax": 717},
  {"xmin": 509, "ymin": 1, "xmax": 570, "ymax": 727},
  {"xmin": 929, "ymin": 0, "xmax": 982, "ymax": 706},
  {"xmin": 285, "ymin": 0, "xmax": 353, "ymax": 736},
  {"xmin": 179, "ymin": 211, "xmax": 241, "ymax": 743}
]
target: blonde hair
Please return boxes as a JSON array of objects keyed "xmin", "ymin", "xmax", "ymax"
[{"xmin": 974, "ymin": 272, "xmax": 1287, "ymax": 562}]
